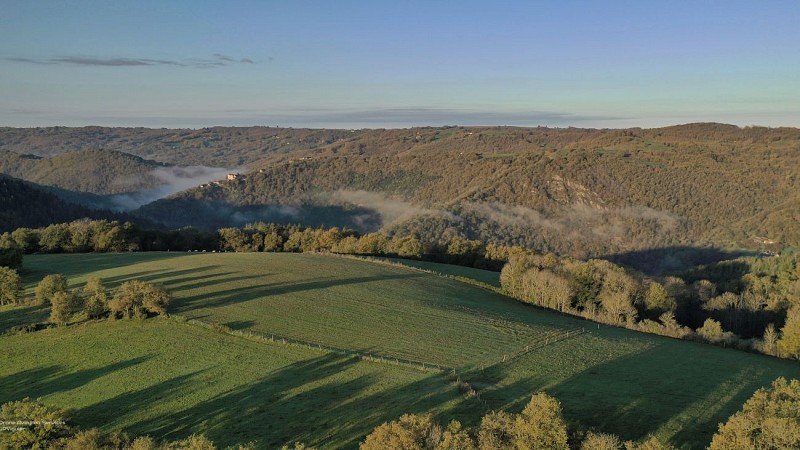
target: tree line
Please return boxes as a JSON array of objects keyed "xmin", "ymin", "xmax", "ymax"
[
  {"xmin": 0, "ymin": 218, "xmax": 508, "ymax": 269},
  {"xmin": 499, "ymin": 251, "xmax": 800, "ymax": 359},
  {"xmin": 1, "ymin": 271, "xmax": 170, "ymax": 332}
]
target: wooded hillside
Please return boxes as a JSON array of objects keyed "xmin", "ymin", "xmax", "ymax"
[
  {"xmin": 0, "ymin": 175, "xmax": 127, "ymax": 232},
  {"xmin": 3, "ymin": 124, "xmax": 799, "ymax": 266}
]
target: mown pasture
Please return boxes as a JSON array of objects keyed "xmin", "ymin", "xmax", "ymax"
[
  {"xmin": 0, "ymin": 318, "xmax": 461, "ymax": 448},
  {"xmin": 5, "ymin": 252, "xmax": 800, "ymax": 448}
]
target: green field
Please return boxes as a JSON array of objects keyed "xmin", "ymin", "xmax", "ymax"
[
  {"xmin": 375, "ymin": 256, "xmax": 501, "ymax": 287},
  {"xmin": 0, "ymin": 318, "xmax": 461, "ymax": 449},
  {"xmin": 4, "ymin": 252, "xmax": 800, "ymax": 448}
]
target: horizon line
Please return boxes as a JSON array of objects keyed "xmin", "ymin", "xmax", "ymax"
[{"xmin": 2, "ymin": 121, "xmax": 798, "ymax": 132}]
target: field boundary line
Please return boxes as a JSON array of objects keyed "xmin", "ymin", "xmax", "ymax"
[
  {"xmin": 323, "ymin": 253, "xmax": 504, "ymax": 294},
  {"xmin": 171, "ymin": 314, "xmax": 456, "ymax": 375}
]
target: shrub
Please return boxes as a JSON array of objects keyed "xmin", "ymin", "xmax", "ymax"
[
  {"xmin": 35, "ymin": 274, "xmax": 68, "ymax": 306},
  {"xmin": 50, "ymin": 290, "xmax": 81, "ymax": 325},
  {"xmin": 361, "ymin": 414, "xmax": 441, "ymax": 450},
  {"xmin": 581, "ymin": 432, "xmax": 622, "ymax": 450},
  {"xmin": 0, "ymin": 398, "xmax": 73, "ymax": 449},
  {"xmin": 83, "ymin": 277, "xmax": 109, "ymax": 319},
  {"xmin": 0, "ymin": 266, "xmax": 22, "ymax": 305},
  {"xmin": 109, "ymin": 280, "xmax": 171, "ymax": 319}
]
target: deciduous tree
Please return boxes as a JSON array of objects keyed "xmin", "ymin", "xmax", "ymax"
[
  {"xmin": 83, "ymin": 277, "xmax": 109, "ymax": 319},
  {"xmin": 0, "ymin": 398, "xmax": 73, "ymax": 449},
  {"xmin": 35, "ymin": 274, "xmax": 68, "ymax": 306},
  {"xmin": 778, "ymin": 308, "xmax": 800, "ymax": 359},
  {"xmin": 0, "ymin": 266, "xmax": 22, "ymax": 305},
  {"xmin": 49, "ymin": 290, "xmax": 80, "ymax": 325},
  {"xmin": 109, "ymin": 280, "xmax": 171, "ymax": 319},
  {"xmin": 513, "ymin": 393, "xmax": 569, "ymax": 450},
  {"xmin": 709, "ymin": 377, "xmax": 800, "ymax": 449},
  {"xmin": 360, "ymin": 413, "xmax": 441, "ymax": 450},
  {"xmin": 581, "ymin": 432, "xmax": 622, "ymax": 450}
]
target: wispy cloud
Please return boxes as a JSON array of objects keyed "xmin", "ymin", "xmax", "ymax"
[
  {"xmin": 212, "ymin": 107, "xmax": 627, "ymax": 127},
  {"xmin": 5, "ymin": 57, "xmax": 57, "ymax": 65},
  {"xmin": 5, "ymin": 54, "xmax": 260, "ymax": 68}
]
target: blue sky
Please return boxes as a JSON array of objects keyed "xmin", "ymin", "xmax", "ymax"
[{"xmin": 1, "ymin": 0, "xmax": 798, "ymax": 128}]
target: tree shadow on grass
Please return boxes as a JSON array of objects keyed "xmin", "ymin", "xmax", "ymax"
[
  {"xmin": 0, "ymin": 304, "xmax": 49, "ymax": 333},
  {"xmin": 95, "ymin": 265, "xmax": 223, "ymax": 288},
  {"xmin": 21, "ymin": 253, "xmax": 189, "ymax": 278},
  {"xmin": 544, "ymin": 340, "xmax": 800, "ymax": 449},
  {"xmin": 69, "ymin": 370, "xmax": 206, "ymax": 431},
  {"xmin": 439, "ymin": 330, "xmax": 800, "ymax": 449},
  {"xmin": 224, "ymin": 320, "xmax": 256, "ymax": 330},
  {"xmin": 0, "ymin": 355, "xmax": 153, "ymax": 404},
  {"xmin": 86, "ymin": 352, "xmax": 463, "ymax": 449},
  {"xmin": 173, "ymin": 272, "xmax": 425, "ymax": 313},
  {"xmin": 156, "ymin": 273, "xmax": 265, "ymax": 292}
]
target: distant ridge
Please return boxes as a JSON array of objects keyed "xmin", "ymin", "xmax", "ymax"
[{"xmin": 3, "ymin": 124, "xmax": 799, "ymax": 257}]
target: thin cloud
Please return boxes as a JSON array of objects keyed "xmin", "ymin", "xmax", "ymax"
[
  {"xmin": 213, "ymin": 53, "xmax": 235, "ymax": 62},
  {"xmin": 5, "ymin": 57, "xmax": 57, "ymax": 65},
  {"xmin": 50, "ymin": 57, "xmax": 172, "ymax": 66},
  {"xmin": 5, "ymin": 54, "xmax": 258, "ymax": 68},
  {"xmin": 231, "ymin": 107, "xmax": 627, "ymax": 127}
]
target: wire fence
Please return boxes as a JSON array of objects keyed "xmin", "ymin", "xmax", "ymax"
[
  {"xmin": 172, "ymin": 314, "xmax": 590, "ymax": 411},
  {"xmin": 172, "ymin": 314, "xmax": 455, "ymax": 374}
]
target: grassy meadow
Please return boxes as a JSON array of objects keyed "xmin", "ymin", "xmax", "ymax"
[
  {"xmin": 0, "ymin": 318, "xmax": 461, "ymax": 449},
  {"xmin": 3, "ymin": 252, "xmax": 800, "ymax": 448}
]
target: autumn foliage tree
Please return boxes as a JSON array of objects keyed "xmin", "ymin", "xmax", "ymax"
[
  {"xmin": 709, "ymin": 377, "xmax": 800, "ymax": 449},
  {"xmin": 109, "ymin": 280, "xmax": 171, "ymax": 319},
  {"xmin": 511, "ymin": 393, "xmax": 569, "ymax": 449},
  {"xmin": 0, "ymin": 398, "xmax": 73, "ymax": 449},
  {"xmin": 580, "ymin": 432, "xmax": 622, "ymax": 450},
  {"xmin": 0, "ymin": 266, "xmax": 22, "ymax": 305},
  {"xmin": 35, "ymin": 274, "xmax": 68, "ymax": 306},
  {"xmin": 82, "ymin": 277, "xmax": 109, "ymax": 319},
  {"xmin": 359, "ymin": 413, "xmax": 441, "ymax": 450},
  {"xmin": 777, "ymin": 308, "xmax": 800, "ymax": 359},
  {"xmin": 49, "ymin": 290, "xmax": 81, "ymax": 325}
]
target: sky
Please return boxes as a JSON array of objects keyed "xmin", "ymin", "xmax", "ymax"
[{"xmin": 1, "ymin": 0, "xmax": 799, "ymax": 129}]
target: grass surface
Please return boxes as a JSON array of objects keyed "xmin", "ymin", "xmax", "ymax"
[
  {"xmin": 21, "ymin": 253, "xmax": 555, "ymax": 368},
  {"xmin": 8, "ymin": 252, "xmax": 800, "ymax": 448},
  {"xmin": 0, "ymin": 318, "xmax": 462, "ymax": 449},
  {"xmin": 375, "ymin": 256, "xmax": 501, "ymax": 287}
]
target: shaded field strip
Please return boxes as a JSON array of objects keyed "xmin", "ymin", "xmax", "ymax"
[
  {"xmin": 172, "ymin": 315, "xmax": 457, "ymax": 375},
  {"xmin": 170, "ymin": 313, "xmax": 588, "ymax": 413},
  {"xmin": 454, "ymin": 327, "xmax": 587, "ymax": 409},
  {"xmin": 325, "ymin": 254, "xmax": 503, "ymax": 293}
]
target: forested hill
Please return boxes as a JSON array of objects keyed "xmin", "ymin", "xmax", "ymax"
[
  {"xmin": 0, "ymin": 149, "xmax": 167, "ymax": 195},
  {"xmin": 3, "ymin": 124, "xmax": 799, "ymax": 263},
  {"xmin": 0, "ymin": 175, "xmax": 131, "ymax": 232},
  {"xmin": 0, "ymin": 126, "xmax": 360, "ymax": 167},
  {"xmin": 135, "ymin": 124, "xmax": 800, "ymax": 263}
]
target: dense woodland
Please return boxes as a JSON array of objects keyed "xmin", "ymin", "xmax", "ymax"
[
  {"xmin": 126, "ymin": 124, "xmax": 798, "ymax": 266},
  {"xmin": 0, "ymin": 175, "xmax": 132, "ymax": 232}
]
